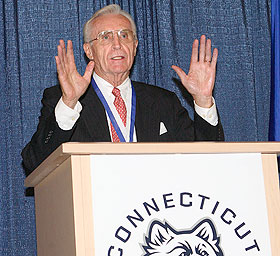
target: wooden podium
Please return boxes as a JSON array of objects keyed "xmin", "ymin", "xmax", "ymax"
[{"xmin": 25, "ymin": 142, "xmax": 280, "ymax": 256}]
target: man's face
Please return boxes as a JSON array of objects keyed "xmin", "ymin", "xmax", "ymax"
[{"xmin": 84, "ymin": 14, "xmax": 138, "ymax": 85}]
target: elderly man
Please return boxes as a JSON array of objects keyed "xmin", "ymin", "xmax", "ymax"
[{"xmin": 21, "ymin": 4, "xmax": 224, "ymax": 174}]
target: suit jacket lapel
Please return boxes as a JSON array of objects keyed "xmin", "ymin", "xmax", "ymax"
[
  {"xmin": 80, "ymin": 85, "xmax": 111, "ymax": 141},
  {"xmin": 78, "ymin": 81, "xmax": 158, "ymax": 142},
  {"xmin": 133, "ymin": 82, "xmax": 158, "ymax": 142}
]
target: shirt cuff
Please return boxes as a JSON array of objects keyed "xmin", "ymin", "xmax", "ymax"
[
  {"xmin": 55, "ymin": 97, "xmax": 82, "ymax": 130},
  {"xmin": 194, "ymin": 98, "xmax": 218, "ymax": 126}
]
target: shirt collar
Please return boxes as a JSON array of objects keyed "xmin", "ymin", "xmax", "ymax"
[{"xmin": 93, "ymin": 73, "xmax": 131, "ymax": 99}]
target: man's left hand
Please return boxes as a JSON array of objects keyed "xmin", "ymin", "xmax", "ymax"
[{"xmin": 172, "ymin": 35, "xmax": 218, "ymax": 108}]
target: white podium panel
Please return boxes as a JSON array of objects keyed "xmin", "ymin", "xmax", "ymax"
[{"xmin": 90, "ymin": 153, "xmax": 271, "ymax": 255}]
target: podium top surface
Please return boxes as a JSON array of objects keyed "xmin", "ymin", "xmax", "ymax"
[
  {"xmin": 59, "ymin": 141, "xmax": 280, "ymax": 154},
  {"xmin": 25, "ymin": 142, "xmax": 280, "ymax": 187}
]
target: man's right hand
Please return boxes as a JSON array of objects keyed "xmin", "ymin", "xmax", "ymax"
[{"xmin": 55, "ymin": 40, "xmax": 95, "ymax": 109}]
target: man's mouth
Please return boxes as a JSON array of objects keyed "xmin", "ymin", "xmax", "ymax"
[{"xmin": 111, "ymin": 56, "xmax": 125, "ymax": 60}]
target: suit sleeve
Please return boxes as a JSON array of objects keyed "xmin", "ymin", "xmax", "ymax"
[
  {"xmin": 21, "ymin": 86, "xmax": 77, "ymax": 176},
  {"xmin": 170, "ymin": 92, "xmax": 224, "ymax": 141}
]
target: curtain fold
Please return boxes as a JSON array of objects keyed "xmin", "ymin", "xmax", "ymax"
[
  {"xmin": 269, "ymin": 0, "xmax": 279, "ymax": 141},
  {"xmin": 0, "ymin": 1, "xmax": 37, "ymax": 255},
  {"xmin": 0, "ymin": 0, "xmax": 271, "ymax": 254}
]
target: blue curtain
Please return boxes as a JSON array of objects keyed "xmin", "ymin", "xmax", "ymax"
[
  {"xmin": 0, "ymin": 0, "xmax": 271, "ymax": 255},
  {"xmin": 270, "ymin": 0, "xmax": 280, "ymax": 141}
]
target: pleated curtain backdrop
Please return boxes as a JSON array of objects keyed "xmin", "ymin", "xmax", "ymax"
[{"xmin": 0, "ymin": 0, "xmax": 271, "ymax": 255}]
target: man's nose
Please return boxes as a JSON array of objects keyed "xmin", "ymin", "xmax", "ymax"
[{"xmin": 112, "ymin": 33, "xmax": 121, "ymax": 49}]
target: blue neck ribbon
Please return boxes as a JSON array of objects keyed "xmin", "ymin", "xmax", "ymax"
[{"xmin": 91, "ymin": 77, "xmax": 136, "ymax": 142}]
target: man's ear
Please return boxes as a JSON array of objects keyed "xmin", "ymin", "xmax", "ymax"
[
  {"xmin": 133, "ymin": 40, "xmax": 138, "ymax": 56},
  {"xmin": 83, "ymin": 43, "xmax": 94, "ymax": 61}
]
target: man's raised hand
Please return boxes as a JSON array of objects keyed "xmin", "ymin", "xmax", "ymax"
[
  {"xmin": 172, "ymin": 35, "xmax": 218, "ymax": 108},
  {"xmin": 55, "ymin": 40, "xmax": 95, "ymax": 109}
]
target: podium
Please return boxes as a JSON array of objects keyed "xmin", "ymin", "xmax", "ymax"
[{"xmin": 25, "ymin": 142, "xmax": 280, "ymax": 255}]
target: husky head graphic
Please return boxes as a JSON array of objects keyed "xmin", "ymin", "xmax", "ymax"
[{"xmin": 142, "ymin": 218, "xmax": 224, "ymax": 256}]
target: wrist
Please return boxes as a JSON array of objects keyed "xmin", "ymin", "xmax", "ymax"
[
  {"xmin": 193, "ymin": 96, "xmax": 213, "ymax": 108},
  {"xmin": 62, "ymin": 96, "xmax": 78, "ymax": 109}
]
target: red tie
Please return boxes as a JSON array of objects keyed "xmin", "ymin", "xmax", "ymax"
[{"xmin": 111, "ymin": 87, "xmax": 127, "ymax": 142}]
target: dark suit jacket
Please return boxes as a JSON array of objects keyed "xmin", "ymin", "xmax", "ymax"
[{"xmin": 21, "ymin": 81, "xmax": 224, "ymax": 174}]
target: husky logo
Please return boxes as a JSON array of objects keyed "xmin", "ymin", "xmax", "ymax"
[{"xmin": 142, "ymin": 218, "xmax": 224, "ymax": 256}]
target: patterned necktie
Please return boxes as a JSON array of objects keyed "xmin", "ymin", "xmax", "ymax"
[{"xmin": 110, "ymin": 87, "xmax": 127, "ymax": 142}]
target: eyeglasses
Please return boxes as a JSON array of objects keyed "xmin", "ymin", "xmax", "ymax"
[{"xmin": 88, "ymin": 29, "xmax": 136, "ymax": 45}]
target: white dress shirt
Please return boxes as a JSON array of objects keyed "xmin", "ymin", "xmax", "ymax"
[{"xmin": 55, "ymin": 73, "xmax": 218, "ymax": 141}]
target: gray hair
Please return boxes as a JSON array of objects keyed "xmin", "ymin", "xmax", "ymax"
[{"xmin": 83, "ymin": 4, "xmax": 137, "ymax": 43}]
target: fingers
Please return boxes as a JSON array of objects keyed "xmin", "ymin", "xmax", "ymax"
[
  {"xmin": 55, "ymin": 55, "xmax": 63, "ymax": 76},
  {"xmin": 56, "ymin": 40, "xmax": 77, "ymax": 72},
  {"xmin": 61, "ymin": 40, "xmax": 67, "ymax": 65},
  {"xmin": 191, "ymin": 39, "xmax": 199, "ymax": 63},
  {"xmin": 55, "ymin": 42, "xmax": 66, "ymax": 80},
  {"xmin": 171, "ymin": 65, "xmax": 188, "ymax": 84},
  {"xmin": 211, "ymin": 48, "xmax": 218, "ymax": 68},
  {"xmin": 199, "ymin": 35, "xmax": 206, "ymax": 62},
  {"xmin": 66, "ymin": 40, "xmax": 77, "ymax": 71},
  {"xmin": 191, "ymin": 35, "xmax": 218, "ymax": 65},
  {"xmin": 56, "ymin": 40, "xmax": 69, "ymax": 86},
  {"xmin": 205, "ymin": 38, "xmax": 212, "ymax": 62},
  {"xmin": 56, "ymin": 40, "xmax": 66, "ymax": 72},
  {"xmin": 83, "ymin": 61, "xmax": 95, "ymax": 82}
]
